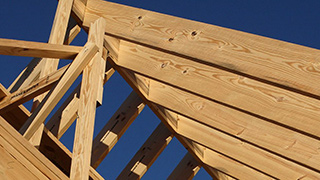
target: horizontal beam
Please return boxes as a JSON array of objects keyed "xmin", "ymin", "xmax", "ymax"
[
  {"xmin": 84, "ymin": 0, "xmax": 320, "ymax": 98},
  {"xmin": 0, "ymin": 38, "xmax": 82, "ymax": 59}
]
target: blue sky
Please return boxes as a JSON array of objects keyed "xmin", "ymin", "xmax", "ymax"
[{"xmin": 0, "ymin": 0, "xmax": 320, "ymax": 179}]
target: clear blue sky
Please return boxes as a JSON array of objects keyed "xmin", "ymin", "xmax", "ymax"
[{"xmin": 0, "ymin": 0, "xmax": 320, "ymax": 179}]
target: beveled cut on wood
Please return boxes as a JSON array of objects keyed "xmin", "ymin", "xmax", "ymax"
[{"xmin": 0, "ymin": 0, "xmax": 319, "ymax": 180}]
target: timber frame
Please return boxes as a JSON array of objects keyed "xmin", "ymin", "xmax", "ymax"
[{"xmin": 0, "ymin": 0, "xmax": 320, "ymax": 179}]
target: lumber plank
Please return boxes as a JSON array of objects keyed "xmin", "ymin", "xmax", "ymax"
[
  {"xmin": 64, "ymin": 16, "xmax": 81, "ymax": 45},
  {"xmin": 116, "ymin": 123, "xmax": 173, "ymax": 180},
  {"xmin": 0, "ymin": 65, "xmax": 69, "ymax": 114},
  {"xmin": 103, "ymin": 36, "xmax": 274, "ymax": 179},
  {"xmin": 0, "ymin": 117, "xmax": 68, "ymax": 179},
  {"xmin": 91, "ymin": 91, "xmax": 145, "ymax": 168},
  {"xmin": 19, "ymin": 42, "xmax": 98, "ymax": 140},
  {"xmin": 0, "ymin": 83, "xmax": 31, "ymax": 130},
  {"xmin": 117, "ymin": 40, "xmax": 320, "ymax": 139},
  {"xmin": 122, "ymin": 70, "xmax": 320, "ymax": 171},
  {"xmin": 40, "ymin": 127, "xmax": 104, "ymax": 180},
  {"xmin": 46, "ymin": 65, "xmax": 115, "ymax": 139},
  {"xmin": 167, "ymin": 153, "xmax": 200, "ymax": 180},
  {"xmin": 0, "ymin": 38, "xmax": 82, "ymax": 59},
  {"xmin": 70, "ymin": 18, "xmax": 106, "ymax": 180},
  {"xmin": 110, "ymin": 63, "xmax": 320, "ymax": 179},
  {"xmin": 84, "ymin": 0, "xmax": 320, "ymax": 97}
]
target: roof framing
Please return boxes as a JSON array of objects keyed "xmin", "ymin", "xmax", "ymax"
[{"xmin": 0, "ymin": 0, "xmax": 319, "ymax": 179}]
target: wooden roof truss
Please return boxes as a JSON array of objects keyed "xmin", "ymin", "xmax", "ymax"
[{"xmin": 0, "ymin": 0, "xmax": 319, "ymax": 179}]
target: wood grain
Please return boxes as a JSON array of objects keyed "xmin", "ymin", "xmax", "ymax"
[
  {"xmin": 0, "ymin": 38, "xmax": 82, "ymax": 59},
  {"xmin": 117, "ymin": 40, "xmax": 320, "ymax": 139},
  {"xmin": 134, "ymin": 72, "xmax": 320, "ymax": 171},
  {"xmin": 84, "ymin": 0, "xmax": 320, "ymax": 97},
  {"xmin": 70, "ymin": 18, "xmax": 106, "ymax": 180}
]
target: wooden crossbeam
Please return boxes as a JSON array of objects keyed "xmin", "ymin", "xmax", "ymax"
[
  {"xmin": 0, "ymin": 65, "xmax": 69, "ymax": 114},
  {"xmin": 167, "ymin": 153, "xmax": 200, "ymax": 180},
  {"xmin": 0, "ymin": 38, "xmax": 82, "ymax": 59},
  {"xmin": 19, "ymin": 42, "xmax": 98, "ymax": 140},
  {"xmin": 70, "ymin": 17, "xmax": 106, "ymax": 180},
  {"xmin": 117, "ymin": 123, "xmax": 173, "ymax": 180},
  {"xmin": 91, "ymin": 91, "xmax": 145, "ymax": 168}
]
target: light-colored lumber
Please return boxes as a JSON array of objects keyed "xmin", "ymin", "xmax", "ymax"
[
  {"xmin": 0, "ymin": 38, "xmax": 82, "ymax": 59},
  {"xmin": 0, "ymin": 65, "xmax": 69, "ymax": 114},
  {"xmin": 64, "ymin": 17, "xmax": 81, "ymax": 45},
  {"xmin": 109, "ymin": 63, "xmax": 320, "ymax": 179},
  {"xmin": 167, "ymin": 153, "xmax": 200, "ymax": 180},
  {"xmin": 45, "ymin": 85, "xmax": 80, "ymax": 139},
  {"xmin": 84, "ymin": 0, "xmax": 320, "ymax": 97},
  {"xmin": 118, "ymin": 69, "xmax": 320, "ymax": 171},
  {"xmin": 103, "ymin": 36, "xmax": 273, "ymax": 179},
  {"xmin": 0, "ymin": 83, "xmax": 31, "ymax": 130},
  {"xmin": 70, "ymin": 18, "xmax": 106, "ymax": 180},
  {"xmin": 117, "ymin": 123, "xmax": 173, "ymax": 180},
  {"xmin": 91, "ymin": 91, "xmax": 145, "ymax": 168},
  {"xmin": 45, "ymin": 65, "xmax": 115, "ymax": 139},
  {"xmin": 40, "ymin": 127, "xmax": 104, "ymax": 180},
  {"xmin": 19, "ymin": 42, "xmax": 98, "ymax": 140},
  {"xmin": 117, "ymin": 40, "xmax": 320, "ymax": 139},
  {"xmin": 0, "ymin": 117, "xmax": 68, "ymax": 179}
]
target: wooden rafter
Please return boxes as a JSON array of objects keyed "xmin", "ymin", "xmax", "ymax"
[{"xmin": 0, "ymin": 0, "xmax": 319, "ymax": 179}]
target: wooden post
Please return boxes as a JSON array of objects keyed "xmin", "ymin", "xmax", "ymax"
[{"xmin": 70, "ymin": 17, "xmax": 106, "ymax": 180}]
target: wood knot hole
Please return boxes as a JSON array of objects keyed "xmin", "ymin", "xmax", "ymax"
[
  {"xmin": 191, "ymin": 31, "xmax": 197, "ymax": 36},
  {"xmin": 161, "ymin": 63, "xmax": 167, "ymax": 68},
  {"xmin": 168, "ymin": 38, "xmax": 174, "ymax": 42},
  {"xmin": 138, "ymin": 16, "xmax": 142, "ymax": 20}
]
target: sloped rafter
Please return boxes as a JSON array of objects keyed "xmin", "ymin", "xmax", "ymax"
[
  {"xmin": 168, "ymin": 153, "xmax": 201, "ymax": 180},
  {"xmin": 0, "ymin": 0, "xmax": 319, "ymax": 179}
]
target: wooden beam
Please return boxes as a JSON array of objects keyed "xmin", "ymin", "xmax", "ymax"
[
  {"xmin": 0, "ymin": 65, "xmax": 69, "ymax": 114},
  {"xmin": 45, "ymin": 64, "xmax": 115, "ymax": 139},
  {"xmin": 117, "ymin": 40, "xmax": 320, "ymax": 139},
  {"xmin": 40, "ymin": 127, "xmax": 104, "ymax": 180},
  {"xmin": 0, "ymin": 38, "xmax": 82, "ymax": 59},
  {"xmin": 103, "ymin": 35, "xmax": 273, "ymax": 180},
  {"xmin": 117, "ymin": 123, "xmax": 173, "ymax": 180},
  {"xmin": 91, "ymin": 91, "xmax": 145, "ymax": 168},
  {"xmin": 45, "ymin": 84, "xmax": 80, "ymax": 139},
  {"xmin": 70, "ymin": 18, "xmax": 106, "ymax": 180},
  {"xmin": 110, "ymin": 64, "xmax": 320, "ymax": 179},
  {"xmin": 0, "ymin": 117, "xmax": 68, "ymax": 179},
  {"xmin": 64, "ymin": 17, "xmax": 81, "ymax": 45},
  {"xmin": 167, "ymin": 153, "xmax": 200, "ymax": 180},
  {"xmin": 19, "ymin": 42, "xmax": 98, "ymax": 140},
  {"xmin": 0, "ymin": 83, "xmax": 31, "ymax": 130},
  {"xmin": 84, "ymin": 0, "xmax": 320, "ymax": 97}
]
